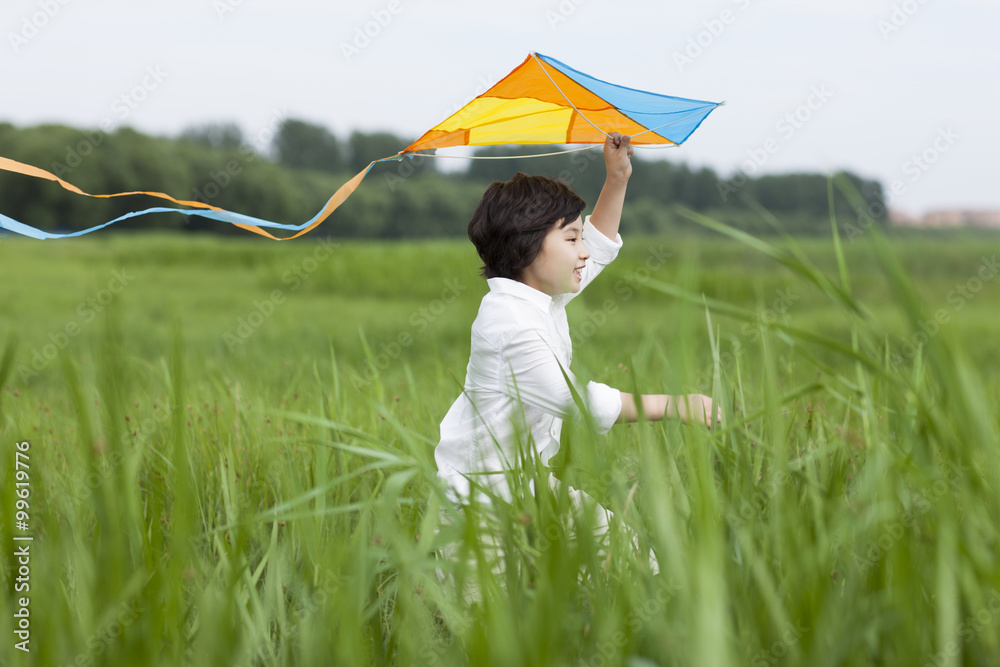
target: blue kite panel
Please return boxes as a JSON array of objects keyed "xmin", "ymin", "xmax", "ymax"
[{"xmin": 535, "ymin": 52, "xmax": 721, "ymax": 144}]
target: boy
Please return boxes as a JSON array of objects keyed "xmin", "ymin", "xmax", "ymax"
[{"xmin": 436, "ymin": 133, "xmax": 719, "ymax": 508}]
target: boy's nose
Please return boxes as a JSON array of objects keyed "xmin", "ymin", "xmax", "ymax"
[{"xmin": 580, "ymin": 242, "xmax": 591, "ymax": 261}]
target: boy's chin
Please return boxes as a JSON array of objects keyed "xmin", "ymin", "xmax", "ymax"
[{"xmin": 553, "ymin": 278, "xmax": 581, "ymax": 295}]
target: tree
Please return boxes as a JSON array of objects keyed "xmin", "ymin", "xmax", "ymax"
[
  {"xmin": 273, "ymin": 119, "xmax": 345, "ymax": 173},
  {"xmin": 347, "ymin": 130, "xmax": 435, "ymax": 175},
  {"xmin": 179, "ymin": 122, "xmax": 244, "ymax": 150},
  {"xmin": 0, "ymin": 121, "xmax": 890, "ymax": 238}
]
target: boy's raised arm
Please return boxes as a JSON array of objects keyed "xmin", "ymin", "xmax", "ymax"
[{"xmin": 588, "ymin": 132, "xmax": 633, "ymax": 242}]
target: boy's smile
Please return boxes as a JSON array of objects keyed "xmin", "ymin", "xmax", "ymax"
[{"xmin": 519, "ymin": 215, "xmax": 590, "ymax": 297}]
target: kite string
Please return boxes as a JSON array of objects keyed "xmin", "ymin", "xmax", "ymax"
[
  {"xmin": 631, "ymin": 103, "xmax": 725, "ymax": 140},
  {"xmin": 403, "ymin": 142, "xmax": 689, "ymax": 162},
  {"xmin": 529, "ymin": 52, "xmax": 612, "ymax": 140},
  {"xmin": 405, "ymin": 145, "xmax": 599, "ymax": 160}
]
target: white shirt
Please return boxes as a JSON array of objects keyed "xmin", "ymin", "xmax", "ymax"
[{"xmin": 435, "ymin": 215, "xmax": 624, "ymax": 502}]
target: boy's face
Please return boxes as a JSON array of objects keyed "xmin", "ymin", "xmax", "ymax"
[{"xmin": 519, "ymin": 215, "xmax": 590, "ymax": 296}]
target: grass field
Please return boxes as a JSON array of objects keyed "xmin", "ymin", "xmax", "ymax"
[{"xmin": 1, "ymin": 212, "xmax": 999, "ymax": 666}]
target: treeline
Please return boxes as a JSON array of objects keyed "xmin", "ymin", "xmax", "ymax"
[{"xmin": 0, "ymin": 119, "xmax": 886, "ymax": 238}]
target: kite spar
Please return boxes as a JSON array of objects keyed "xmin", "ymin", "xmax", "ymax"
[{"xmin": 0, "ymin": 52, "xmax": 722, "ymax": 240}]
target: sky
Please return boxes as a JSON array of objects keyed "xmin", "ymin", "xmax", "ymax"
[{"xmin": 2, "ymin": 0, "xmax": 998, "ymax": 216}]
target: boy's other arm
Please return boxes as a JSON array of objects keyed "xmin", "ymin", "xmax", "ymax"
[
  {"xmin": 589, "ymin": 133, "xmax": 632, "ymax": 242},
  {"xmin": 500, "ymin": 328, "xmax": 622, "ymax": 434},
  {"xmin": 616, "ymin": 392, "xmax": 721, "ymax": 429}
]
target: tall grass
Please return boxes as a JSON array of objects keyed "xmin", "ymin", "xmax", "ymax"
[{"xmin": 1, "ymin": 205, "xmax": 999, "ymax": 666}]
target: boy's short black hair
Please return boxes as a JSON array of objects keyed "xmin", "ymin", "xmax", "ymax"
[{"xmin": 467, "ymin": 172, "xmax": 586, "ymax": 281}]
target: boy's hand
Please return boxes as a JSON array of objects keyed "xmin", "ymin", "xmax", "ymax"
[{"xmin": 604, "ymin": 132, "xmax": 633, "ymax": 184}]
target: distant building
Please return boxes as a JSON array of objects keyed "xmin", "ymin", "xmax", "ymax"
[{"xmin": 888, "ymin": 209, "xmax": 1000, "ymax": 228}]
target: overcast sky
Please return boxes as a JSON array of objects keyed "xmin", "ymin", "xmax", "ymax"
[{"xmin": 2, "ymin": 0, "xmax": 997, "ymax": 216}]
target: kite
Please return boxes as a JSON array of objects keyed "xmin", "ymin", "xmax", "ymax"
[{"xmin": 0, "ymin": 52, "xmax": 722, "ymax": 240}]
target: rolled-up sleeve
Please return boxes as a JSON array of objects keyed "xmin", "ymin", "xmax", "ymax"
[
  {"xmin": 499, "ymin": 326, "xmax": 622, "ymax": 434},
  {"xmin": 583, "ymin": 380, "xmax": 623, "ymax": 434},
  {"xmin": 582, "ymin": 214, "xmax": 623, "ymax": 265}
]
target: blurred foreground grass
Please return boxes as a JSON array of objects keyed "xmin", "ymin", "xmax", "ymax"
[{"xmin": 1, "ymin": 217, "xmax": 999, "ymax": 666}]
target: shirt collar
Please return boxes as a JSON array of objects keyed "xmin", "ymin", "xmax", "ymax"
[{"xmin": 486, "ymin": 277, "xmax": 553, "ymax": 314}]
